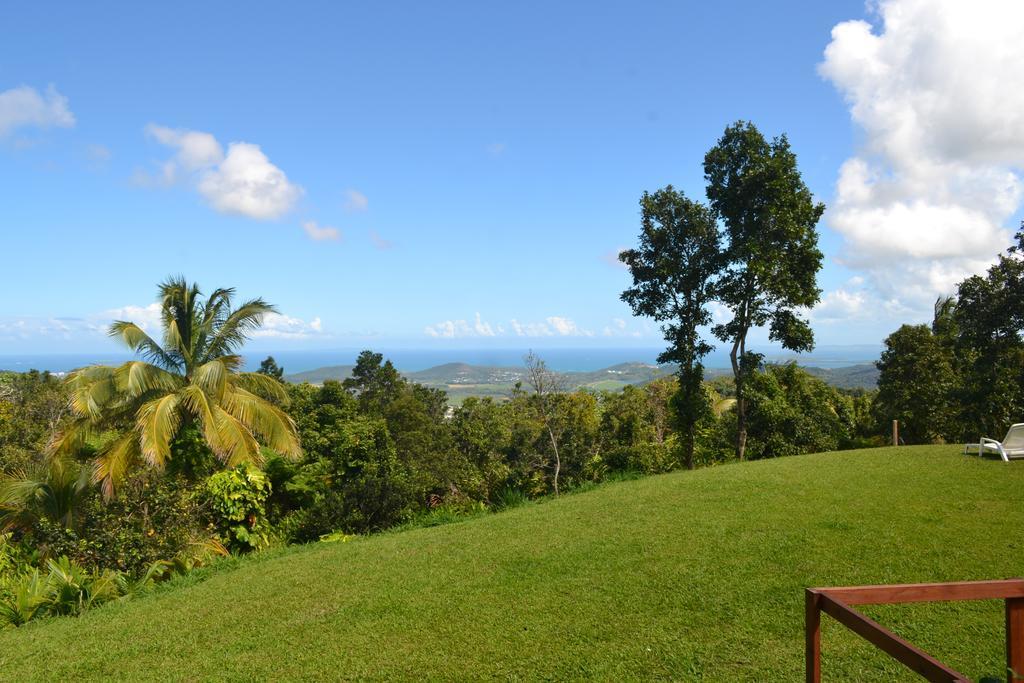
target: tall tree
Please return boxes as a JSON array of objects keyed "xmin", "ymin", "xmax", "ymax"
[
  {"xmin": 874, "ymin": 324, "xmax": 956, "ymax": 444},
  {"xmin": 951, "ymin": 229, "xmax": 1024, "ymax": 440},
  {"xmin": 51, "ymin": 278, "xmax": 301, "ymax": 497},
  {"xmin": 523, "ymin": 351, "xmax": 567, "ymax": 495},
  {"xmin": 703, "ymin": 121, "xmax": 824, "ymax": 460},
  {"xmin": 257, "ymin": 356, "xmax": 285, "ymax": 382},
  {"xmin": 620, "ymin": 186, "xmax": 721, "ymax": 469},
  {"xmin": 343, "ymin": 350, "xmax": 405, "ymax": 415}
]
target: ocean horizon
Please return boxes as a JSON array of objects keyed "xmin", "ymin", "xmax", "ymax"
[{"xmin": 0, "ymin": 345, "xmax": 882, "ymax": 375}]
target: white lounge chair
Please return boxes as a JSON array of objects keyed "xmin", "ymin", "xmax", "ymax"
[{"xmin": 965, "ymin": 423, "xmax": 1024, "ymax": 461}]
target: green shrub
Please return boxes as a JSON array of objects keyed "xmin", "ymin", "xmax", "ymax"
[
  {"xmin": 491, "ymin": 487, "xmax": 529, "ymax": 511},
  {"xmin": 203, "ymin": 464, "xmax": 272, "ymax": 553},
  {"xmin": 282, "ymin": 417, "xmax": 414, "ymax": 541},
  {"xmin": 30, "ymin": 475, "xmax": 206, "ymax": 574},
  {"xmin": 604, "ymin": 443, "xmax": 678, "ymax": 474},
  {"xmin": 0, "ymin": 553, "xmax": 194, "ymax": 630}
]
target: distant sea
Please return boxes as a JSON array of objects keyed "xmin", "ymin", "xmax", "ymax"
[{"xmin": 0, "ymin": 345, "xmax": 882, "ymax": 375}]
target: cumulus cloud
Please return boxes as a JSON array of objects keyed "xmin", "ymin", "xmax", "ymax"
[
  {"xmin": 0, "ymin": 305, "xmax": 326, "ymax": 345},
  {"xmin": 0, "ymin": 85, "xmax": 75, "ymax": 138},
  {"xmin": 546, "ymin": 316, "xmax": 593, "ymax": 337},
  {"xmin": 302, "ymin": 220, "xmax": 341, "ymax": 242},
  {"xmin": 105, "ymin": 303, "xmax": 163, "ymax": 331},
  {"xmin": 820, "ymin": 0, "xmax": 1024, "ymax": 316},
  {"xmin": 425, "ymin": 313, "xmax": 497, "ymax": 339},
  {"xmin": 424, "ymin": 314, "xmax": 596, "ymax": 339},
  {"xmin": 251, "ymin": 312, "xmax": 326, "ymax": 340},
  {"xmin": 343, "ymin": 189, "xmax": 368, "ymax": 212},
  {"xmin": 509, "ymin": 319, "xmax": 552, "ymax": 337},
  {"xmin": 143, "ymin": 124, "xmax": 303, "ymax": 220}
]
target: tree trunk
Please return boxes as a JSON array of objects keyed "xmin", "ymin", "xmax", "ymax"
[
  {"xmin": 684, "ymin": 423, "xmax": 696, "ymax": 470},
  {"xmin": 547, "ymin": 425, "xmax": 561, "ymax": 496},
  {"xmin": 730, "ymin": 337, "xmax": 748, "ymax": 462}
]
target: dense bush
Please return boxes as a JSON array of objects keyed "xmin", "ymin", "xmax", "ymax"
[
  {"xmin": 30, "ymin": 474, "xmax": 205, "ymax": 574},
  {"xmin": 734, "ymin": 363, "xmax": 854, "ymax": 459},
  {"xmin": 203, "ymin": 464, "xmax": 272, "ymax": 553}
]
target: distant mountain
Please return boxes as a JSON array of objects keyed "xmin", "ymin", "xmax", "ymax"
[
  {"xmin": 284, "ymin": 365, "xmax": 354, "ymax": 384},
  {"xmin": 284, "ymin": 360, "xmax": 877, "ymax": 403},
  {"xmin": 803, "ymin": 363, "xmax": 879, "ymax": 390}
]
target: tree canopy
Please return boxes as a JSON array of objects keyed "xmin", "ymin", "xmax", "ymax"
[{"xmin": 703, "ymin": 121, "xmax": 825, "ymax": 460}]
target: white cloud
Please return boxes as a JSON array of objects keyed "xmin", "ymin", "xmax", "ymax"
[
  {"xmin": 546, "ymin": 316, "xmax": 593, "ymax": 337},
  {"xmin": 343, "ymin": 189, "xmax": 368, "ymax": 212},
  {"xmin": 425, "ymin": 313, "xmax": 497, "ymax": 339},
  {"xmin": 144, "ymin": 124, "xmax": 303, "ymax": 220},
  {"xmin": 0, "ymin": 305, "xmax": 326, "ymax": 345},
  {"xmin": 302, "ymin": 220, "xmax": 341, "ymax": 242},
  {"xmin": 820, "ymin": 0, "xmax": 1024, "ymax": 316},
  {"xmin": 0, "ymin": 317, "xmax": 77, "ymax": 341},
  {"xmin": 105, "ymin": 303, "xmax": 163, "ymax": 331},
  {"xmin": 509, "ymin": 319, "xmax": 552, "ymax": 337},
  {"xmin": 0, "ymin": 85, "xmax": 75, "ymax": 138},
  {"xmin": 473, "ymin": 313, "xmax": 495, "ymax": 336},
  {"xmin": 424, "ymin": 314, "xmax": 595, "ymax": 339},
  {"xmin": 808, "ymin": 288, "xmax": 870, "ymax": 324},
  {"xmin": 197, "ymin": 143, "xmax": 303, "ymax": 219},
  {"xmin": 251, "ymin": 312, "xmax": 326, "ymax": 339},
  {"xmin": 486, "ymin": 142, "xmax": 506, "ymax": 156}
]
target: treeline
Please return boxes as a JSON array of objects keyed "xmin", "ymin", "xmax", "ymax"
[
  {"xmin": 1, "ymin": 351, "xmax": 880, "ymax": 556},
  {"xmin": 875, "ymin": 229, "xmax": 1024, "ymax": 444}
]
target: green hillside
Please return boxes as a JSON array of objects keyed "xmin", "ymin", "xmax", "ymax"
[{"xmin": 3, "ymin": 446, "xmax": 1020, "ymax": 680}]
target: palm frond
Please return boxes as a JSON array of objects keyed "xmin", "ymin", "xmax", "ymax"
[
  {"xmin": 221, "ymin": 387, "xmax": 301, "ymax": 458},
  {"xmin": 204, "ymin": 299, "xmax": 277, "ymax": 358},
  {"xmin": 232, "ymin": 372, "xmax": 289, "ymax": 403},
  {"xmin": 48, "ymin": 416, "xmax": 96, "ymax": 459},
  {"xmin": 113, "ymin": 361, "xmax": 182, "ymax": 399},
  {"xmin": 107, "ymin": 322, "xmax": 177, "ymax": 370},
  {"xmin": 93, "ymin": 431, "xmax": 140, "ymax": 500},
  {"xmin": 209, "ymin": 404, "xmax": 262, "ymax": 467},
  {"xmin": 136, "ymin": 393, "xmax": 182, "ymax": 467},
  {"xmin": 193, "ymin": 355, "xmax": 242, "ymax": 397},
  {"xmin": 66, "ymin": 365, "xmax": 118, "ymax": 421}
]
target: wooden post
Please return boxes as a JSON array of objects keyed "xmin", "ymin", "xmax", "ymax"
[
  {"xmin": 892, "ymin": 420, "xmax": 899, "ymax": 447},
  {"xmin": 806, "ymin": 590, "xmax": 821, "ymax": 683},
  {"xmin": 1007, "ymin": 597, "xmax": 1024, "ymax": 682}
]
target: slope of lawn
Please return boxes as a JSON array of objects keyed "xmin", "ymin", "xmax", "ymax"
[{"xmin": 2, "ymin": 446, "xmax": 1023, "ymax": 681}]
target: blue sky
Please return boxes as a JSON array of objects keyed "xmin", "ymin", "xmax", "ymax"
[{"xmin": 2, "ymin": 1, "xmax": 1022, "ymax": 355}]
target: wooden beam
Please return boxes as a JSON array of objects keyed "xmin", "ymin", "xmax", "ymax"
[
  {"xmin": 818, "ymin": 579, "xmax": 1024, "ymax": 606},
  {"xmin": 806, "ymin": 590, "xmax": 821, "ymax": 683},
  {"xmin": 818, "ymin": 594, "xmax": 968, "ymax": 682},
  {"xmin": 1007, "ymin": 597, "xmax": 1024, "ymax": 682}
]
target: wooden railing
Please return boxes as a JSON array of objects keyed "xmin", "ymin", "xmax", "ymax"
[{"xmin": 806, "ymin": 579, "xmax": 1024, "ymax": 682}]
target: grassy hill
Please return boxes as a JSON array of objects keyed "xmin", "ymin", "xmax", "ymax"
[{"xmin": 5, "ymin": 446, "xmax": 1020, "ymax": 680}]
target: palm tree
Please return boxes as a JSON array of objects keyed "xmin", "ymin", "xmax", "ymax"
[
  {"xmin": 51, "ymin": 278, "xmax": 301, "ymax": 497},
  {"xmin": 0, "ymin": 457, "xmax": 91, "ymax": 532}
]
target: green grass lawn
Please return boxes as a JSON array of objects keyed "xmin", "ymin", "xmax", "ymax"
[{"xmin": 2, "ymin": 446, "xmax": 1022, "ymax": 681}]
